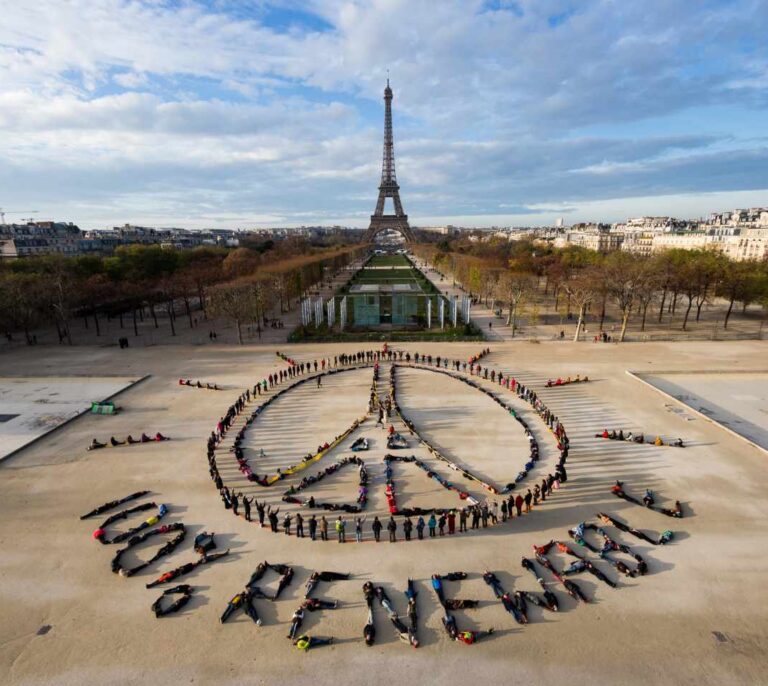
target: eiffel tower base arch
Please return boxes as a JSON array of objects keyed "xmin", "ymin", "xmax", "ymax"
[{"xmin": 364, "ymin": 215, "xmax": 416, "ymax": 243}]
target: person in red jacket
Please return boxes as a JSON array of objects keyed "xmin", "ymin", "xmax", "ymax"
[
  {"xmin": 456, "ymin": 628, "xmax": 495, "ymax": 644},
  {"xmin": 515, "ymin": 494, "xmax": 524, "ymax": 517}
]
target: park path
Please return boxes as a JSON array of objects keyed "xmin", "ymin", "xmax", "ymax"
[{"xmin": 413, "ymin": 258, "xmax": 516, "ymax": 341}]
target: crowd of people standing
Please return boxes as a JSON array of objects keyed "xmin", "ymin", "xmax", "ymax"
[{"xmin": 204, "ymin": 345, "xmax": 572, "ymax": 544}]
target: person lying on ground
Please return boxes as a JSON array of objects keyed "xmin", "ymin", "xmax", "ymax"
[
  {"xmin": 294, "ymin": 635, "xmax": 333, "ymax": 651},
  {"xmin": 107, "ymin": 503, "xmax": 169, "ymax": 544},
  {"xmin": 363, "ymin": 581, "xmax": 375, "ymax": 606},
  {"xmin": 441, "ymin": 611, "xmax": 458, "ymax": 640},
  {"xmin": 521, "ymin": 557, "xmax": 545, "ymax": 587},
  {"xmin": 658, "ymin": 529, "xmax": 674, "ymax": 545},
  {"xmin": 287, "ymin": 608, "xmax": 305, "ymax": 641},
  {"xmin": 405, "ymin": 578, "xmax": 419, "ymax": 648},
  {"xmin": 370, "ymin": 586, "xmax": 396, "ymax": 615},
  {"xmin": 220, "ymin": 590, "xmax": 259, "ymax": 624},
  {"xmin": 562, "ymin": 559, "xmax": 588, "ymax": 576},
  {"xmin": 444, "ymin": 599, "xmax": 479, "ymax": 610},
  {"xmin": 391, "ymin": 615, "xmax": 410, "ymax": 642},
  {"xmin": 110, "ymin": 436, "xmax": 125, "ymax": 447},
  {"xmin": 599, "ymin": 553, "xmax": 634, "ymax": 578},
  {"xmin": 80, "ymin": 490, "xmax": 150, "ymax": 519},
  {"xmin": 456, "ymin": 628, "xmax": 495, "ymax": 644},
  {"xmin": 302, "ymin": 597, "xmax": 338, "ymax": 611},
  {"xmin": 661, "ymin": 501, "xmax": 684, "ymax": 518},
  {"xmin": 305, "ymin": 570, "xmax": 350, "ymax": 597},
  {"xmin": 194, "ymin": 531, "xmax": 216, "ymax": 555},
  {"xmin": 499, "ymin": 592, "xmax": 526, "ymax": 624},
  {"xmin": 482, "ymin": 571, "xmax": 504, "ymax": 598},
  {"xmin": 584, "ymin": 561, "xmax": 617, "ymax": 587},
  {"xmin": 270, "ymin": 565, "xmax": 294, "ymax": 600},
  {"xmin": 146, "ymin": 549, "xmax": 230, "ymax": 588},
  {"xmin": 522, "ymin": 590, "xmax": 558, "ymax": 612},
  {"xmin": 513, "ymin": 591, "xmax": 529, "ymax": 623},
  {"xmin": 534, "ymin": 552, "xmax": 563, "ymax": 582},
  {"xmin": 562, "ymin": 579, "xmax": 589, "ymax": 603},
  {"xmin": 364, "ymin": 606, "xmax": 375, "ymax": 646},
  {"xmin": 151, "ymin": 584, "xmax": 193, "ymax": 618},
  {"xmin": 246, "ymin": 561, "xmax": 269, "ymax": 589},
  {"xmin": 431, "ymin": 574, "xmax": 446, "ymax": 603},
  {"xmin": 441, "ymin": 572, "xmax": 468, "ymax": 581},
  {"xmin": 92, "ymin": 501, "xmax": 157, "ymax": 542}
]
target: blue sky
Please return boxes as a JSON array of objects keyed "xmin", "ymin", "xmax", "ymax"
[{"xmin": 0, "ymin": 0, "xmax": 766, "ymax": 229}]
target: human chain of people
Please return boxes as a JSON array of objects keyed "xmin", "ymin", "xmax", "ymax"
[
  {"xmin": 207, "ymin": 347, "xmax": 569, "ymax": 537},
  {"xmin": 79, "ymin": 345, "xmax": 683, "ymax": 650}
]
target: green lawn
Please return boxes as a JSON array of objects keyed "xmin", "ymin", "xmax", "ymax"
[
  {"xmin": 289, "ymin": 323, "xmax": 483, "ymax": 343},
  {"xmin": 366, "ymin": 254, "xmax": 411, "ymax": 267}
]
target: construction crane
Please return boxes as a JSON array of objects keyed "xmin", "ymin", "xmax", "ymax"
[{"xmin": 0, "ymin": 209, "xmax": 39, "ymax": 224}]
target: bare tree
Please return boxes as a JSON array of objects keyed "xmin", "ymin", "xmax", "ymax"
[
  {"xmin": 563, "ymin": 271, "xmax": 598, "ymax": 342},
  {"xmin": 208, "ymin": 282, "xmax": 260, "ymax": 344},
  {"xmin": 603, "ymin": 252, "xmax": 643, "ymax": 342},
  {"xmin": 496, "ymin": 272, "xmax": 535, "ymax": 337}
]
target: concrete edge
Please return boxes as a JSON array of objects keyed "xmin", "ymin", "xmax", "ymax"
[
  {"xmin": 0, "ymin": 374, "xmax": 151, "ymax": 464},
  {"xmin": 625, "ymin": 370, "xmax": 768, "ymax": 457},
  {"xmin": 633, "ymin": 369, "xmax": 768, "ymax": 377}
]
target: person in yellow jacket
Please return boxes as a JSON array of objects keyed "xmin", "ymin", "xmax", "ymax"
[
  {"xmin": 294, "ymin": 635, "xmax": 333, "ymax": 651},
  {"xmin": 335, "ymin": 516, "xmax": 346, "ymax": 543}
]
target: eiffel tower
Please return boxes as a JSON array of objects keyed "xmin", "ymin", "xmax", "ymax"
[{"xmin": 363, "ymin": 79, "xmax": 416, "ymax": 243}]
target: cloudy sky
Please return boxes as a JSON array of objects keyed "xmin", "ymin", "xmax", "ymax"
[{"xmin": 1, "ymin": 0, "xmax": 767, "ymax": 229}]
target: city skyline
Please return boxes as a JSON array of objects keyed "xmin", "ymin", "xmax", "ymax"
[{"xmin": 1, "ymin": 0, "xmax": 768, "ymax": 229}]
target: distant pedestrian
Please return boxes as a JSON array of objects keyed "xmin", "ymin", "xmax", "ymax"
[{"xmin": 387, "ymin": 516, "xmax": 397, "ymax": 542}]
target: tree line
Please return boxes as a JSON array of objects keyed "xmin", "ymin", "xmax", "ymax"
[
  {"xmin": 412, "ymin": 238, "xmax": 768, "ymax": 341},
  {"xmin": 0, "ymin": 240, "xmax": 366, "ymax": 345}
]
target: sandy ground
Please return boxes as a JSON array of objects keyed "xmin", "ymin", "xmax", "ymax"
[{"xmin": 0, "ymin": 340, "xmax": 767, "ymax": 686}]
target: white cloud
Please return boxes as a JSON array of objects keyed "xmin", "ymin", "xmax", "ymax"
[{"xmin": 0, "ymin": 0, "xmax": 766, "ymax": 228}]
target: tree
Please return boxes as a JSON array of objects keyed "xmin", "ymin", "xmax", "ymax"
[
  {"xmin": 208, "ymin": 282, "xmax": 260, "ymax": 344},
  {"xmin": 603, "ymin": 252, "xmax": 642, "ymax": 342},
  {"xmin": 158, "ymin": 276, "xmax": 180, "ymax": 337},
  {"xmin": 78, "ymin": 273, "xmax": 115, "ymax": 337},
  {"xmin": 222, "ymin": 247, "xmax": 260, "ymax": 279},
  {"xmin": 652, "ymin": 250, "xmax": 685, "ymax": 323},
  {"xmin": 468, "ymin": 265, "xmax": 483, "ymax": 297},
  {"xmin": 717, "ymin": 259, "xmax": 764, "ymax": 329},
  {"xmin": 496, "ymin": 271, "xmax": 534, "ymax": 336},
  {"xmin": 563, "ymin": 270, "xmax": 598, "ymax": 342},
  {"xmin": 634, "ymin": 260, "xmax": 661, "ymax": 332},
  {"xmin": 251, "ymin": 278, "xmax": 275, "ymax": 340},
  {"xmin": 0, "ymin": 272, "xmax": 47, "ymax": 343},
  {"xmin": 676, "ymin": 250, "xmax": 724, "ymax": 330},
  {"xmin": 40, "ymin": 257, "xmax": 76, "ymax": 344}
]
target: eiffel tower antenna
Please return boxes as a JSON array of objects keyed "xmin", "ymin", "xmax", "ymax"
[{"xmin": 364, "ymin": 78, "xmax": 415, "ymax": 243}]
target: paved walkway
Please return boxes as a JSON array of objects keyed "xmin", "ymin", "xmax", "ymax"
[{"xmin": 414, "ymin": 258, "xmax": 529, "ymax": 341}]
